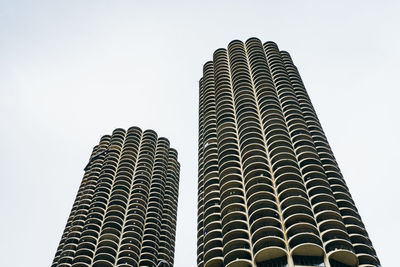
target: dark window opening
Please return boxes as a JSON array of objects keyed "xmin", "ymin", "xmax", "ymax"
[
  {"xmin": 258, "ymin": 256, "xmax": 288, "ymax": 267},
  {"xmin": 329, "ymin": 259, "xmax": 352, "ymax": 267},
  {"xmin": 293, "ymin": 255, "xmax": 325, "ymax": 266}
]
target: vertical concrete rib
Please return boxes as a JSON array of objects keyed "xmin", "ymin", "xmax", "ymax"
[
  {"xmin": 52, "ymin": 127, "xmax": 180, "ymax": 267},
  {"xmin": 198, "ymin": 38, "xmax": 380, "ymax": 267},
  {"xmin": 214, "ymin": 47, "xmax": 254, "ymax": 267},
  {"xmin": 81, "ymin": 128, "xmax": 127, "ymax": 267},
  {"xmin": 244, "ymin": 38, "xmax": 291, "ymax": 265},
  {"xmin": 199, "ymin": 61, "xmax": 224, "ymax": 267},
  {"xmin": 113, "ymin": 126, "xmax": 142, "ymax": 267},
  {"xmin": 197, "ymin": 77, "xmax": 206, "ymax": 267},
  {"xmin": 229, "ymin": 39, "xmax": 290, "ymax": 266},
  {"xmin": 159, "ymin": 148, "xmax": 180, "ymax": 265},
  {"xmin": 138, "ymin": 133, "xmax": 168, "ymax": 266}
]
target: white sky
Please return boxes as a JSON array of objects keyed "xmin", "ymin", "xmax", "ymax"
[{"xmin": 0, "ymin": 1, "xmax": 399, "ymax": 266}]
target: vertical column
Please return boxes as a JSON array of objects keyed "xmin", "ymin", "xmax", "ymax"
[
  {"xmin": 114, "ymin": 129, "xmax": 158, "ymax": 266},
  {"xmin": 117, "ymin": 129, "xmax": 157, "ymax": 266},
  {"xmin": 91, "ymin": 127, "xmax": 141, "ymax": 267},
  {"xmin": 92, "ymin": 127, "xmax": 141, "ymax": 266},
  {"xmin": 108, "ymin": 126, "xmax": 142, "ymax": 267},
  {"xmin": 248, "ymin": 38, "xmax": 321, "ymax": 265},
  {"xmin": 68, "ymin": 136, "xmax": 110, "ymax": 267},
  {"xmin": 88, "ymin": 129, "xmax": 127, "ymax": 267},
  {"xmin": 213, "ymin": 48, "xmax": 254, "ymax": 267},
  {"xmin": 139, "ymin": 136, "xmax": 170, "ymax": 266},
  {"xmin": 280, "ymin": 51, "xmax": 380, "ymax": 267},
  {"xmin": 197, "ymin": 77, "xmax": 206, "ymax": 267},
  {"xmin": 247, "ymin": 38, "xmax": 321, "ymax": 266},
  {"xmin": 53, "ymin": 135, "xmax": 110, "ymax": 267},
  {"xmin": 158, "ymin": 148, "xmax": 180, "ymax": 265},
  {"xmin": 200, "ymin": 61, "xmax": 224, "ymax": 267},
  {"xmin": 228, "ymin": 39, "xmax": 289, "ymax": 266},
  {"xmin": 70, "ymin": 129, "xmax": 126, "ymax": 267}
]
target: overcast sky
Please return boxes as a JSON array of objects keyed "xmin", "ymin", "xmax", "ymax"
[{"xmin": 1, "ymin": 1, "xmax": 399, "ymax": 266}]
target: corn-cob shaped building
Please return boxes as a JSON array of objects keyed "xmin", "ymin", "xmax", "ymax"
[
  {"xmin": 197, "ymin": 38, "xmax": 379, "ymax": 267},
  {"xmin": 52, "ymin": 127, "xmax": 180, "ymax": 267}
]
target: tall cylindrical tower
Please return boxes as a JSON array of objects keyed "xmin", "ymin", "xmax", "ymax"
[
  {"xmin": 52, "ymin": 126, "xmax": 180, "ymax": 267},
  {"xmin": 197, "ymin": 38, "xmax": 379, "ymax": 267}
]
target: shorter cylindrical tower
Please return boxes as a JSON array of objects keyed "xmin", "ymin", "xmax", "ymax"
[{"xmin": 51, "ymin": 126, "xmax": 180, "ymax": 267}]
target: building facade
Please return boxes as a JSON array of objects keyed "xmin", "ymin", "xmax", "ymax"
[
  {"xmin": 52, "ymin": 127, "xmax": 180, "ymax": 267},
  {"xmin": 197, "ymin": 38, "xmax": 379, "ymax": 267}
]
